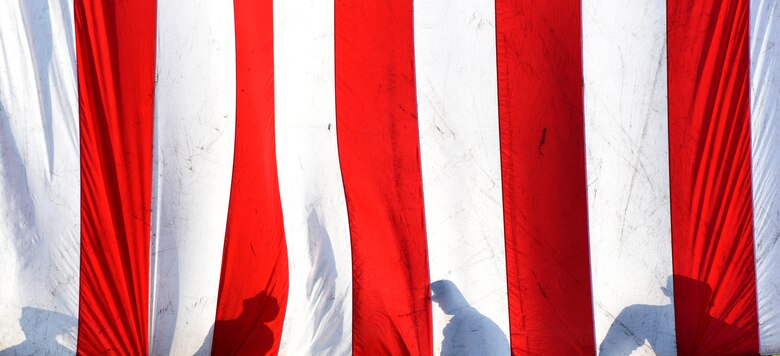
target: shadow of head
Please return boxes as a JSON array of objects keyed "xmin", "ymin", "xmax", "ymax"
[
  {"xmin": 430, "ymin": 280, "xmax": 510, "ymax": 355},
  {"xmin": 431, "ymin": 279, "xmax": 469, "ymax": 315},
  {"xmin": 671, "ymin": 275, "xmax": 714, "ymax": 311},
  {"xmin": 671, "ymin": 275, "xmax": 750, "ymax": 354}
]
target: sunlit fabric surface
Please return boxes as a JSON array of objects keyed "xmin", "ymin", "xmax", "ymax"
[{"xmin": 0, "ymin": 0, "xmax": 779, "ymax": 355}]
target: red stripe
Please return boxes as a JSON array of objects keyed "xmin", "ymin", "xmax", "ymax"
[
  {"xmin": 334, "ymin": 1, "xmax": 433, "ymax": 354},
  {"xmin": 495, "ymin": 1, "xmax": 596, "ymax": 354},
  {"xmin": 666, "ymin": 0, "xmax": 760, "ymax": 354},
  {"xmin": 76, "ymin": 1, "xmax": 155, "ymax": 353},
  {"xmin": 212, "ymin": 0, "xmax": 288, "ymax": 354}
]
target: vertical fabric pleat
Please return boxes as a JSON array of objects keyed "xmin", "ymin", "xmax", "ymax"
[
  {"xmin": 334, "ymin": 0, "xmax": 433, "ymax": 353},
  {"xmin": 582, "ymin": 1, "xmax": 678, "ymax": 354},
  {"xmin": 148, "ymin": 1, "xmax": 237, "ymax": 354},
  {"xmin": 0, "ymin": 0, "xmax": 79, "ymax": 353},
  {"xmin": 414, "ymin": 1, "xmax": 511, "ymax": 354},
  {"xmin": 749, "ymin": 0, "xmax": 780, "ymax": 353},
  {"xmin": 75, "ymin": 0, "xmax": 155, "ymax": 353},
  {"xmin": 211, "ymin": 0, "xmax": 289, "ymax": 354},
  {"xmin": 274, "ymin": 0, "xmax": 354, "ymax": 353},
  {"xmin": 495, "ymin": 1, "xmax": 597, "ymax": 354},
  {"xmin": 667, "ymin": 0, "xmax": 761, "ymax": 354}
]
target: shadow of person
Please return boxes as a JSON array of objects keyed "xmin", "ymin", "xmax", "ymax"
[
  {"xmin": 430, "ymin": 280, "xmax": 510, "ymax": 356},
  {"xmin": 195, "ymin": 291, "xmax": 279, "ymax": 355},
  {"xmin": 599, "ymin": 276, "xmax": 676, "ymax": 356},
  {"xmin": 600, "ymin": 275, "xmax": 749, "ymax": 356},
  {"xmin": 0, "ymin": 307, "xmax": 77, "ymax": 355},
  {"xmin": 670, "ymin": 275, "xmax": 752, "ymax": 355}
]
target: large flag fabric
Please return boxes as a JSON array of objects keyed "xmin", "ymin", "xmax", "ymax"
[{"xmin": 1, "ymin": 0, "xmax": 779, "ymax": 355}]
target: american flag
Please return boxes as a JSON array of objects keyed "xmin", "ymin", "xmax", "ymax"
[{"xmin": 0, "ymin": 0, "xmax": 778, "ymax": 355}]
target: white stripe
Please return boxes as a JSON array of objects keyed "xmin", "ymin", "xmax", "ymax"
[
  {"xmin": 274, "ymin": 0, "xmax": 353, "ymax": 354},
  {"xmin": 0, "ymin": 0, "xmax": 79, "ymax": 353},
  {"xmin": 750, "ymin": 0, "xmax": 780, "ymax": 353},
  {"xmin": 148, "ymin": 1, "xmax": 236, "ymax": 354},
  {"xmin": 413, "ymin": 2, "xmax": 510, "ymax": 355},
  {"xmin": 581, "ymin": 1, "xmax": 677, "ymax": 355}
]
